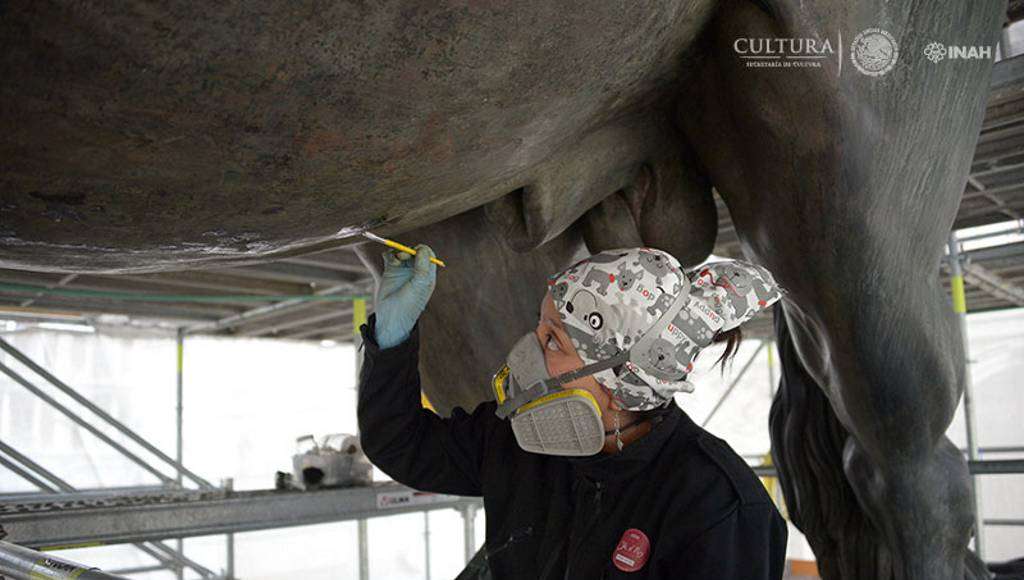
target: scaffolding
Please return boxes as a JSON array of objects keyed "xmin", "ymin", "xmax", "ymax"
[
  {"xmin": 0, "ymin": 301, "xmax": 483, "ymax": 579},
  {"xmin": 1, "ymin": 285, "xmax": 1021, "ymax": 577}
]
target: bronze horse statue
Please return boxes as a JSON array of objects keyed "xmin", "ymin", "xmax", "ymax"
[{"xmin": 0, "ymin": 1, "xmax": 1009, "ymax": 578}]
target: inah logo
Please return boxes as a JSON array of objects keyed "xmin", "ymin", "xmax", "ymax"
[
  {"xmin": 851, "ymin": 28, "xmax": 899, "ymax": 77},
  {"xmin": 924, "ymin": 41, "xmax": 993, "ymax": 63},
  {"xmin": 924, "ymin": 42, "xmax": 947, "ymax": 63}
]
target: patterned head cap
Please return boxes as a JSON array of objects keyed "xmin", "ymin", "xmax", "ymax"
[{"xmin": 547, "ymin": 248, "xmax": 783, "ymax": 411}]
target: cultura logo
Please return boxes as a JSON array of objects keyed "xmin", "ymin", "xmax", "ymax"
[
  {"xmin": 923, "ymin": 41, "xmax": 993, "ymax": 62},
  {"xmin": 732, "ymin": 36, "xmax": 835, "ymax": 69}
]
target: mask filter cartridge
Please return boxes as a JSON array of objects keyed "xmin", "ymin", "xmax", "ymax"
[
  {"xmin": 493, "ymin": 333, "xmax": 607, "ymax": 456},
  {"xmin": 510, "ymin": 389, "xmax": 605, "ymax": 456}
]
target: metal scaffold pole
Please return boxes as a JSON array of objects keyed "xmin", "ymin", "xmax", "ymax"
[
  {"xmin": 424, "ymin": 512, "xmax": 432, "ymax": 580},
  {"xmin": 226, "ymin": 532, "xmax": 235, "ymax": 580},
  {"xmin": 175, "ymin": 327, "xmax": 185, "ymax": 580},
  {"xmin": 462, "ymin": 503, "xmax": 477, "ymax": 564},
  {"xmin": 701, "ymin": 342, "xmax": 766, "ymax": 428},
  {"xmin": 1001, "ymin": 23, "xmax": 1015, "ymax": 60},
  {"xmin": 222, "ymin": 477, "xmax": 236, "ymax": 580},
  {"xmin": 352, "ymin": 298, "xmax": 370, "ymax": 580},
  {"xmin": 947, "ymin": 233, "xmax": 985, "ymax": 560},
  {"xmin": 176, "ymin": 328, "xmax": 185, "ymax": 488},
  {"xmin": 0, "ymin": 337, "xmax": 213, "ymax": 489}
]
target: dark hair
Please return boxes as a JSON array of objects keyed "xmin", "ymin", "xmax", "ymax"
[{"xmin": 712, "ymin": 327, "xmax": 743, "ymax": 371}]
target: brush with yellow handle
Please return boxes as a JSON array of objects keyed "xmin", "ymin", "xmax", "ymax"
[{"xmin": 362, "ymin": 232, "xmax": 446, "ymax": 267}]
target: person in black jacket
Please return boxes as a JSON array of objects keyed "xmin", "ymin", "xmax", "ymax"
[{"xmin": 358, "ymin": 245, "xmax": 788, "ymax": 579}]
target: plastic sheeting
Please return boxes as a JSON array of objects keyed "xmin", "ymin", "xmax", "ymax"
[
  {"xmin": 0, "ymin": 328, "xmax": 180, "ymax": 491},
  {"xmin": 946, "ymin": 308, "xmax": 1024, "ymax": 562}
]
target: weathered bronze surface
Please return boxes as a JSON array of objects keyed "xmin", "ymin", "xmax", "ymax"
[{"xmin": 1, "ymin": 1, "xmax": 1009, "ymax": 578}]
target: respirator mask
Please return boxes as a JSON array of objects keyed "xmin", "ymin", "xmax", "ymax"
[{"xmin": 491, "ymin": 281, "xmax": 693, "ymax": 456}]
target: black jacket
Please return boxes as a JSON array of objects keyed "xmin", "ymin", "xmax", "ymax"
[{"xmin": 357, "ymin": 314, "xmax": 788, "ymax": 580}]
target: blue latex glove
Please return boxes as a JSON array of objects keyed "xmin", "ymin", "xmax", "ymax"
[{"xmin": 374, "ymin": 244, "xmax": 437, "ymax": 349}]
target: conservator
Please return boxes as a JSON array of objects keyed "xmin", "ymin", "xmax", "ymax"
[{"xmin": 358, "ymin": 246, "xmax": 787, "ymax": 579}]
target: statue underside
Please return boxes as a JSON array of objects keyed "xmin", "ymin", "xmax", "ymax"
[{"xmin": 0, "ymin": 1, "xmax": 1013, "ymax": 578}]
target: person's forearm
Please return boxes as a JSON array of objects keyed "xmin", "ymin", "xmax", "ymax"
[
  {"xmin": 356, "ymin": 313, "xmax": 487, "ymax": 495},
  {"xmin": 355, "ymin": 247, "xmax": 488, "ymax": 494},
  {"xmin": 357, "ymin": 314, "xmax": 428, "ymax": 478}
]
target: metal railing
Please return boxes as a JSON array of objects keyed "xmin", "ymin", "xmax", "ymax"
[
  {"xmin": 0, "ymin": 336, "xmax": 221, "ymax": 578},
  {"xmin": 0, "ymin": 338, "xmax": 214, "ymax": 489}
]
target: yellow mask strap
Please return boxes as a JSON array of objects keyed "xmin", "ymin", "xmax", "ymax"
[{"xmin": 492, "ymin": 365, "xmax": 511, "ymax": 404}]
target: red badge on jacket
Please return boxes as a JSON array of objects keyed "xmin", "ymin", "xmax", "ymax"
[{"xmin": 612, "ymin": 528, "xmax": 650, "ymax": 572}]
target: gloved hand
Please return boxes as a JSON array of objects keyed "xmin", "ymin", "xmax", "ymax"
[{"xmin": 373, "ymin": 244, "xmax": 437, "ymax": 349}]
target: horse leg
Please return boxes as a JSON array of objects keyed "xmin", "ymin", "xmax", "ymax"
[
  {"xmin": 770, "ymin": 305, "xmax": 893, "ymax": 579},
  {"xmin": 677, "ymin": 0, "xmax": 1004, "ymax": 578}
]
